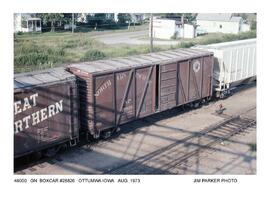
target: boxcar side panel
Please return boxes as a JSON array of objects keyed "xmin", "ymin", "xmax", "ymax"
[
  {"xmin": 202, "ymin": 56, "xmax": 214, "ymax": 98},
  {"xmin": 135, "ymin": 66, "xmax": 156, "ymax": 118},
  {"xmin": 159, "ymin": 63, "xmax": 177, "ymax": 111},
  {"xmin": 177, "ymin": 61, "xmax": 190, "ymax": 105},
  {"xmin": 188, "ymin": 58, "xmax": 203, "ymax": 101},
  {"xmin": 93, "ymin": 74, "xmax": 115, "ymax": 130},
  {"xmin": 14, "ymin": 81, "xmax": 79, "ymax": 157},
  {"xmin": 115, "ymin": 70, "xmax": 135, "ymax": 125}
]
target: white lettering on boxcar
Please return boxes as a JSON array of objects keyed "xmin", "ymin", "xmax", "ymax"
[
  {"xmin": 14, "ymin": 120, "xmax": 23, "ymax": 134},
  {"xmin": 117, "ymin": 73, "xmax": 127, "ymax": 81},
  {"xmin": 14, "ymin": 93, "xmax": 64, "ymax": 134},
  {"xmin": 40, "ymin": 108, "xmax": 48, "ymax": 122},
  {"xmin": 14, "ymin": 93, "xmax": 39, "ymax": 115},
  {"xmin": 55, "ymin": 100, "xmax": 63, "ymax": 113},
  {"xmin": 22, "ymin": 97, "xmax": 31, "ymax": 111},
  {"xmin": 14, "ymin": 101, "xmax": 22, "ymax": 115},
  {"xmin": 32, "ymin": 111, "xmax": 40, "ymax": 125},
  {"xmin": 30, "ymin": 93, "xmax": 38, "ymax": 106},
  {"xmin": 95, "ymin": 80, "xmax": 112, "ymax": 97},
  {"xmin": 22, "ymin": 115, "xmax": 31, "ymax": 129},
  {"xmin": 48, "ymin": 104, "xmax": 55, "ymax": 117},
  {"xmin": 136, "ymin": 73, "xmax": 147, "ymax": 81}
]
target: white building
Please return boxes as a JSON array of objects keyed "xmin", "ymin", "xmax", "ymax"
[
  {"xmin": 14, "ymin": 13, "xmax": 41, "ymax": 33},
  {"xmin": 196, "ymin": 13, "xmax": 250, "ymax": 34},
  {"xmin": 151, "ymin": 18, "xmax": 196, "ymax": 40}
]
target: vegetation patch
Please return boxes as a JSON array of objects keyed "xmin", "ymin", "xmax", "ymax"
[
  {"xmin": 81, "ymin": 49, "xmax": 106, "ymax": 61},
  {"xmin": 249, "ymin": 143, "xmax": 257, "ymax": 152},
  {"xmin": 14, "ymin": 29, "xmax": 256, "ymax": 73}
]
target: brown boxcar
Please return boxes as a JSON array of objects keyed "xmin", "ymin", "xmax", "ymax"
[
  {"xmin": 68, "ymin": 58, "xmax": 157, "ymax": 138},
  {"xmin": 68, "ymin": 48, "xmax": 213, "ymax": 138},
  {"xmin": 157, "ymin": 49, "xmax": 214, "ymax": 111},
  {"xmin": 14, "ymin": 68, "xmax": 79, "ymax": 158}
]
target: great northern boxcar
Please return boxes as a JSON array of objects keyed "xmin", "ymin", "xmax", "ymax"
[
  {"xmin": 14, "ymin": 68, "xmax": 79, "ymax": 158},
  {"xmin": 68, "ymin": 48, "xmax": 213, "ymax": 138}
]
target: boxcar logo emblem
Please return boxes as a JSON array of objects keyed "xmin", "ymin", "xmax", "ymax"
[
  {"xmin": 193, "ymin": 60, "xmax": 201, "ymax": 73},
  {"xmin": 14, "ymin": 93, "xmax": 64, "ymax": 134}
]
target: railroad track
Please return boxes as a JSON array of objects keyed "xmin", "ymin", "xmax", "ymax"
[
  {"xmin": 15, "ymin": 108, "xmax": 256, "ymax": 175},
  {"xmin": 105, "ymin": 114, "xmax": 256, "ymax": 174}
]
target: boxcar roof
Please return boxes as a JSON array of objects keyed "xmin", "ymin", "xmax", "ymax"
[
  {"xmin": 69, "ymin": 48, "xmax": 212, "ymax": 74},
  {"xmin": 14, "ymin": 67, "xmax": 75, "ymax": 90},
  {"xmin": 193, "ymin": 39, "xmax": 256, "ymax": 50}
]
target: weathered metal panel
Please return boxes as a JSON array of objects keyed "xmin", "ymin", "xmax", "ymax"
[
  {"xmin": 178, "ymin": 61, "xmax": 190, "ymax": 105},
  {"xmin": 159, "ymin": 63, "xmax": 177, "ymax": 111},
  {"xmin": 188, "ymin": 58, "xmax": 203, "ymax": 101},
  {"xmin": 94, "ymin": 74, "xmax": 115, "ymax": 129},
  {"xmin": 115, "ymin": 70, "xmax": 135, "ymax": 124},
  {"xmin": 160, "ymin": 55, "xmax": 214, "ymax": 109},
  {"xmin": 14, "ymin": 68, "xmax": 79, "ymax": 158},
  {"xmin": 135, "ymin": 66, "xmax": 156, "ymax": 118},
  {"xmin": 201, "ymin": 56, "xmax": 214, "ymax": 98},
  {"xmin": 69, "ymin": 63, "xmax": 157, "ymax": 136}
]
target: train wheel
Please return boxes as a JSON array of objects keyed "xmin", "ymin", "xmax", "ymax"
[
  {"xmin": 43, "ymin": 146, "xmax": 61, "ymax": 158},
  {"xmin": 43, "ymin": 148, "xmax": 57, "ymax": 158},
  {"xmin": 101, "ymin": 130, "xmax": 112, "ymax": 139},
  {"xmin": 220, "ymin": 92, "xmax": 225, "ymax": 99},
  {"xmin": 32, "ymin": 151, "xmax": 42, "ymax": 160}
]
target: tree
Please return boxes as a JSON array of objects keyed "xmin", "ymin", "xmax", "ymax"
[
  {"xmin": 86, "ymin": 13, "xmax": 117, "ymax": 29},
  {"xmin": 157, "ymin": 13, "xmax": 197, "ymax": 22},
  {"xmin": 117, "ymin": 13, "xmax": 132, "ymax": 24},
  {"xmin": 233, "ymin": 13, "xmax": 248, "ymax": 20},
  {"xmin": 251, "ymin": 20, "xmax": 257, "ymax": 30},
  {"xmin": 37, "ymin": 13, "xmax": 64, "ymax": 32}
]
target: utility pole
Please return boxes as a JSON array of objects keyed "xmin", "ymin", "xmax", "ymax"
[
  {"xmin": 150, "ymin": 13, "xmax": 153, "ymax": 52},
  {"xmin": 72, "ymin": 13, "xmax": 74, "ymax": 33}
]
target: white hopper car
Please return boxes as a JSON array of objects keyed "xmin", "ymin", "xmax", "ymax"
[{"xmin": 193, "ymin": 39, "xmax": 256, "ymax": 98}]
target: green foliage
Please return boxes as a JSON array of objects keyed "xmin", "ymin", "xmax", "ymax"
[
  {"xmin": 81, "ymin": 49, "xmax": 106, "ymax": 61},
  {"xmin": 14, "ymin": 29, "xmax": 256, "ymax": 73},
  {"xmin": 179, "ymin": 42, "xmax": 196, "ymax": 48},
  {"xmin": 159, "ymin": 13, "xmax": 196, "ymax": 21},
  {"xmin": 251, "ymin": 20, "xmax": 257, "ymax": 30},
  {"xmin": 14, "ymin": 43, "xmax": 65, "ymax": 66},
  {"xmin": 117, "ymin": 13, "xmax": 132, "ymax": 24},
  {"xmin": 85, "ymin": 13, "xmax": 118, "ymax": 29},
  {"xmin": 37, "ymin": 13, "xmax": 64, "ymax": 32},
  {"xmin": 37, "ymin": 13, "xmax": 64, "ymax": 24},
  {"xmin": 249, "ymin": 143, "xmax": 256, "ymax": 152}
]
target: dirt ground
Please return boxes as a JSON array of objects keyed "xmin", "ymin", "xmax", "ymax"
[{"xmin": 15, "ymin": 84, "xmax": 256, "ymax": 175}]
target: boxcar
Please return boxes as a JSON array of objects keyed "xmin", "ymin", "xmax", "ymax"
[
  {"xmin": 192, "ymin": 39, "xmax": 256, "ymax": 97},
  {"xmin": 68, "ymin": 48, "xmax": 213, "ymax": 138},
  {"xmin": 14, "ymin": 68, "xmax": 79, "ymax": 158}
]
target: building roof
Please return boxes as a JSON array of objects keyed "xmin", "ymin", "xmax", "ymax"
[{"xmin": 196, "ymin": 13, "xmax": 242, "ymax": 22}]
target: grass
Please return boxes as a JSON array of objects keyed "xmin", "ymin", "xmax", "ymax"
[
  {"xmin": 249, "ymin": 143, "xmax": 257, "ymax": 152},
  {"xmin": 14, "ymin": 29, "xmax": 256, "ymax": 73},
  {"xmin": 178, "ymin": 30, "xmax": 257, "ymax": 48}
]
